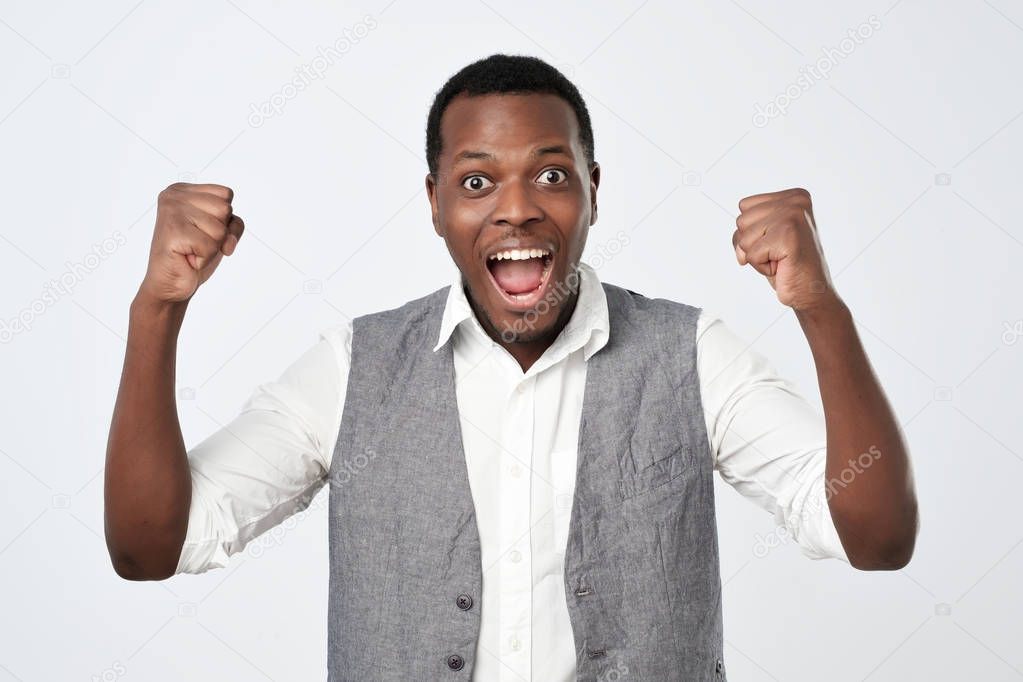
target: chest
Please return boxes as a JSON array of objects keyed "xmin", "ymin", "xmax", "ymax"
[{"xmin": 452, "ymin": 340, "xmax": 588, "ymax": 574}]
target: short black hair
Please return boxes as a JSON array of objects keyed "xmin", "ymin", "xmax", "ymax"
[{"xmin": 425, "ymin": 53, "xmax": 595, "ymax": 176}]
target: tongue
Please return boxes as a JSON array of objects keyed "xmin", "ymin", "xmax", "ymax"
[{"xmin": 490, "ymin": 257, "xmax": 545, "ymax": 294}]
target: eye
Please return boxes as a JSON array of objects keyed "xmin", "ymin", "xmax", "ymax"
[
  {"xmin": 461, "ymin": 175, "xmax": 493, "ymax": 191},
  {"xmin": 537, "ymin": 168, "xmax": 568, "ymax": 185}
]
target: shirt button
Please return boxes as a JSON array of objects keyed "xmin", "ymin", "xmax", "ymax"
[
  {"xmin": 509, "ymin": 636, "xmax": 522, "ymax": 651},
  {"xmin": 556, "ymin": 493, "xmax": 572, "ymax": 510},
  {"xmin": 509, "ymin": 463, "xmax": 523, "ymax": 478},
  {"xmin": 455, "ymin": 594, "xmax": 473, "ymax": 610},
  {"xmin": 509, "ymin": 550, "xmax": 522, "ymax": 563},
  {"xmin": 446, "ymin": 654, "xmax": 464, "ymax": 671}
]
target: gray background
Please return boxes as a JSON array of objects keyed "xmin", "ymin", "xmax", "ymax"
[{"xmin": 1, "ymin": 1, "xmax": 1021, "ymax": 680}]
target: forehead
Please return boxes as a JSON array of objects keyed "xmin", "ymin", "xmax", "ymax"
[{"xmin": 439, "ymin": 92, "xmax": 582, "ymax": 160}]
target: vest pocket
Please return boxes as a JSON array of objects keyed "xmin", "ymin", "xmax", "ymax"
[{"xmin": 618, "ymin": 443, "xmax": 694, "ymax": 502}]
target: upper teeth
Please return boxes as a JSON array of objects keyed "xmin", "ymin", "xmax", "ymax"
[{"xmin": 488, "ymin": 248, "xmax": 550, "ymax": 261}]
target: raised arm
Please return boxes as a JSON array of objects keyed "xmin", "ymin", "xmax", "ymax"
[
  {"xmin": 104, "ymin": 183, "xmax": 243, "ymax": 580},
  {"xmin": 732, "ymin": 187, "xmax": 918, "ymax": 570}
]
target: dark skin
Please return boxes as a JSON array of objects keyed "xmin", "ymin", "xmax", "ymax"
[
  {"xmin": 105, "ymin": 91, "xmax": 915, "ymax": 580},
  {"xmin": 426, "ymin": 93, "xmax": 599, "ymax": 372},
  {"xmin": 426, "ymin": 92, "xmax": 917, "ymax": 570}
]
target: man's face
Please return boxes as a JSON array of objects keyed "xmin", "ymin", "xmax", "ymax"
[{"xmin": 426, "ymin": 92, "xmax": 600, "ymax": 347}]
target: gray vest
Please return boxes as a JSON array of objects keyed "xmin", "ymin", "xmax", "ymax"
[{"xmin": 327, "ymin": 282, "xmax": 726, "ymax": 681}]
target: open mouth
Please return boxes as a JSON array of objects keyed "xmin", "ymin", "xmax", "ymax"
[{"xmin": 485, "ymin": 247, "xmax": 554, "ymax": 309}]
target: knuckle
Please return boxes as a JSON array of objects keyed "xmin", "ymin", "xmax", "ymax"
[
  {"xmin": 191, "ymin": 233, "xmax": 217, "ymax": 255},
  {"xmin": 192, "ymin": 214, "xmax": 226, "ymax": 239},
  {"xmin": 209, "ymin": 202, "xmax": 231, "ymax": 222},
  {"xmin": 155, "ymin": 203, "xmax": 182, "ymax": 229}
]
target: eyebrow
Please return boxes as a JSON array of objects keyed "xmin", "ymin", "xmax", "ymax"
[{"xmin": 452, "ymin": 144, "xmax": 572, "ymax": 165}]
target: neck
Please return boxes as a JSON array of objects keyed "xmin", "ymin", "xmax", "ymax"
[{"xmin": 465, "ymin": 280, "xmax": 580, "ymax": 374}]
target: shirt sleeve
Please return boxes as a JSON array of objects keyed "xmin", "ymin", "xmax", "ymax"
[
  {"xmin": 695, "ymin": 309, "xmax": 849, "ymax": 563},
  {"xmin": 174, "ymin": 320, "xmax": 352, "ymax": 574}
]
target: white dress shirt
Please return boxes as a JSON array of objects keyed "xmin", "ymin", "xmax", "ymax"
[{"xmin": 175, "ymin": 260, "xmax": 849, "ymax": 681}]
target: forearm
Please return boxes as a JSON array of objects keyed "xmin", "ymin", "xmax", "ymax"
[
  {"xmin": 796, "ymin": 296, "xmax": 918, "ymax": 570},
  {"xmin": 103, "ymin": 288, "xmax": 193, "ymax": 580}
]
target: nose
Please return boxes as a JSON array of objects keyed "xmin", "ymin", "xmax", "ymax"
[{"xmin": 492, "ymin": 178, "xmax": 544, "ymax": 228}]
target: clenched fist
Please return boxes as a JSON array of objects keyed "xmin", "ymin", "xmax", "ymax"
[
  {"xmin": 139, "ymin": 183, "xmax": 244, "ymax": 303},
  {"xmin": 732, "ymin": 187, "xmax": 838, "ymax": 312}
]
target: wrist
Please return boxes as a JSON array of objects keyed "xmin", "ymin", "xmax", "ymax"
[
  {"xmin": 130, "ymin": 285, "xmax": 189, "ymax": 329},
  {"xmin": 794, "ymin": 292, "xmax": 850, "ymax": 330}
]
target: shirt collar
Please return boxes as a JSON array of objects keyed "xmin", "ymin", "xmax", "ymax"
[{"xmin": 432, "ymin": 260, "xmax": 610, "ymax": 362}]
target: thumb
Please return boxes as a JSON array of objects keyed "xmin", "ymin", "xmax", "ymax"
[
  {"xmin": 750, "ymin": 258, "xmax": 776, "ymax": 278},
  {"xmin": 188, "ymin": 248, "xmax": 224, "ymax": 273},
  {"xmin": 735, "ymin": 243, "xmax": 775, "ymax": 278}
]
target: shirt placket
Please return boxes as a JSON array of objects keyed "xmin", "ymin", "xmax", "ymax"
[{"xmin": 498, "ymin": 373, "xmax": 535, "ymax": 682}]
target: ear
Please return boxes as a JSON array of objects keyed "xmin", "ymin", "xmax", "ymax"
[
  {"xmin": 426, "ymin": 172, "xmax": 442, "ymax": 237},
  {"xmin": 588, "ymin": 162, "xmax": 601, "ymax": 226}
]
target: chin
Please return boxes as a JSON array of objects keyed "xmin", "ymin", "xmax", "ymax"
[
  {"xmin": 495, "ymin": 321, "xmax": 555, "ymax": 345},
  {"xmin": 489, "ymin": 299, "xmax": 572, "ymax": 344}
]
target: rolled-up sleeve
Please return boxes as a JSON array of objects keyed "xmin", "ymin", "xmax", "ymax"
[
  {"xmin": 696, "ymin": 310, "xmax": 849, "ymax": 563},
  {"xmin": 175, "ymin": 322, "xmax": 352, "ymax": 574}
]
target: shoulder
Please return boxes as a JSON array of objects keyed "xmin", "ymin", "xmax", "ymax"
[
  {"xmin": 316, "ymin": 319, "xmax": 353, "ymax": 366},
  {"xmin": 601, "ymin": 281, "xmax": 703, "ymax": 332},
  {"xmin": 311, "ymin": 285, "xmax": 449, "ymax": 363},
  {"xmin": 353, "ymin": 286, "xmax": 449, "ymax": 330}
]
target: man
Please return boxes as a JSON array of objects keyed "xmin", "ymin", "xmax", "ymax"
[{"xmin": 105, "ymin": 54, "xmax": 918, "ymax": 680}]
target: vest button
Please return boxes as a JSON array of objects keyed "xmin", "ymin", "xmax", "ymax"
[
  {"xmin": 455, "ymin": 593, "xmax": 473, "ymax": 610},
  {"xmin": 446, "ymin": 654, "xmax": 465, "ymax": 671}
]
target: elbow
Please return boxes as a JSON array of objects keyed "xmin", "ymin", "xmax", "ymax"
[
  {"xmin": 849, "ymin": 541, "xmax": 915, "ymax": 571},
  {"xmin": 846, "ymin": 517, "xmax": 919, "ymax": 571},
  {"xmin": 107, "ymin": 540, "xmax": 181, "ymax": 581},
  {"xmin": 111, "ymin": 556, "xmax": 147, "ymax": 581},
  {"xmin": 832, "ymin": 487, "xmax": 919, "ymax": 571},
  {"xmin": 111, "ymin": 554, "xmax": 177, "ymax": 581},
  {"xmin": 105, "ymin": 514, "xmax": 187, "ymax": 581}
]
